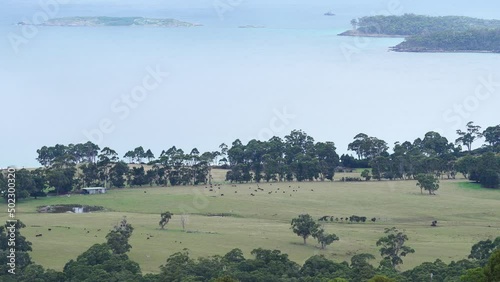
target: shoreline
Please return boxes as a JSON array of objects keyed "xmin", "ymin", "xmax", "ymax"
[
  {"xmin": 390, "ymin": 47, "xmax": 500, "ymax": 54},
  {"xmin": 389, "ymin": 47, "xmax": 500, "ymax": 54},
  {"xmin": 337, "ymin": 30, "xmax": 407, "ymax": 38}
]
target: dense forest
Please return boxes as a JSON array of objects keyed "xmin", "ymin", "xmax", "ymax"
[
  {"xmin": 391, "ymin": 28, "xmax": 500, "ymax": 52},
  {"xmin": 341, "ymin": 14, "xmax": 500, "ymax": 36},
  {"xmin": 0, "ymin": 217, "xmax": 499, "ymax": 281},
  {"xmin": 339, "ymin": 14, "xmax": 500, "ymax": 53}
]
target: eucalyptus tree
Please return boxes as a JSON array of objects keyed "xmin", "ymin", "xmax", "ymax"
[
  {"xmin": 456, "ymin": 121, "xmax": 482, "ymax": 152},
  {"xmin": 376, "ymin": 227, "xmax": 415, "ymax": 268},
  {"xmin": 483, "ymin": 125, "xmax": 500, "ymax": 151},
  {"xmin": 98, "ymin": 147, "xmax": 118, "ymax": 188}
]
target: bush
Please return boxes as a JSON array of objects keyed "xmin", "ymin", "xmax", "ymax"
[
  {"xmin": 341, "ymin": 177, "xmax": 362, "ymax": 182},
  {"xmin": 480, "ymin": 170, "xmax": 499, "ymax": 189}
]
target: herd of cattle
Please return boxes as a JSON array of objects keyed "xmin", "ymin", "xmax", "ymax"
[{"xmin": 318, "ymin": 215, "xmax": 376, "ymax": 223}]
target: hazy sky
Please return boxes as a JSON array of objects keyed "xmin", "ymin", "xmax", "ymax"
[{"xmin": 1, "ymin": 0, "xmax": 499, "ymax": 168}]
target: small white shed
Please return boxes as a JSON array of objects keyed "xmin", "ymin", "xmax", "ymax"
[{"xmin": 82, "ymin": 187, "xmax": 106, "ymax": 195}]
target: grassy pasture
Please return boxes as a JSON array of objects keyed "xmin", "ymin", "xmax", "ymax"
[{"xmin": 2, "ymin": 178, "xmax": 500, "ymax": 274}]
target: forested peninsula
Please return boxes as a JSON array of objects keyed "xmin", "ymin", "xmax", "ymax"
[
  {"xmin": 339, "ymin": 14, "xmax": 500, "ymax": 53},
  {"xmin": 18, "ymin": 16, "xmax": 200, "ymax": 27}
]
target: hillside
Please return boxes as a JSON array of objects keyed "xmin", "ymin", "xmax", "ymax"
[
  {"xmin": 339, "ymin": 14, "xmax": 500, "ymax": 37},
  {"xmin": 391, "ymin": 28, "xmax": 500, "ymax": 53}
]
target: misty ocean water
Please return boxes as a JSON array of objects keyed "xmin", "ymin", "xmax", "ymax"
[{"xmin": 1, "ymin": 0, "xmax": 499, "ymax": 167}]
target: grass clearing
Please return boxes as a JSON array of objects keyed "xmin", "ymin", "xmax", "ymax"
[{"xmin": 2, "ymin": 179, "xmax": 500, "ymax": 274}]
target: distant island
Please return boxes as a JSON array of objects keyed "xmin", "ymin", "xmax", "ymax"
[
  {"xmin": 391, "ymin": 28, "xmax": 500, "ymax": 53},
  {"xmin": 324, "ymin": 11, "xmax": 335, "ymax": 16},
  {"xmin": 238, "ymin": 25, "xmax": 266, "ymax": 29},
  {"xmin": 18, "ymin": 16, "xmax": 201, "ymax": 27},
  {"xmin": 339, "ymin": 14, "xmax": 500, "ymax": 53}
]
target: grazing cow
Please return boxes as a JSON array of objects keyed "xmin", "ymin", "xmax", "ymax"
[
  {"xmin": 48, "ymin": 228, "xmax": 51, "ymax": 231},
  {"xmin": 431, "ymin": 220, "xmax": 438, "ymax": 227},
  {"xmin": 36, "ymin": 234, "xmax": 42, "ymax": 237},
  {"xmin": 144, "ymin": 191, "xmax": 147, "ymax": 193},
  {"xmin": 209, "ymin": 189, "xmax": 213, "ymax": 192},
  {"xmin": 235, "ymin": 191, "xmax": 238, "ymax": 193},
  {"xmin": 330, "ymin": 216, "xmax": 334, "ymax": 222},
  {"xmin": 371, "ymin": 217, "xmax": 377, "ymax": 222},
  {"xmin": 251, "ymin": 193, "xmax": 255, "ymax": 196},
  {"xmin": 220, "ymin": 194, "xmax": 224, "ymax": 196}
]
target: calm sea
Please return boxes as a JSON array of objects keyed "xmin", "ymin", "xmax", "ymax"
[{"xmin": 1, "ymin": 0, "xmax": 499, "ymax": 167}]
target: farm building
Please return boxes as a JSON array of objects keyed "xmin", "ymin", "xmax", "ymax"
[{"xmin": 82, "ymin": 187, "xmax": 106, "ymax": 195}]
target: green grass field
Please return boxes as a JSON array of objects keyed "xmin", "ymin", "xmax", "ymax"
[{"xmin": 2, "ymin": 177, "xmax": 500, "ymax": 274}]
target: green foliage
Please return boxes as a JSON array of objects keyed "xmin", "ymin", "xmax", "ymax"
[
  {"xmin": 457, "ymin": 153, "xmax": 500, "ymax": 189},
  {"xmin": 109, "ymin": 161, "xmax": 129, "ymax": 188},
  {"xmin": 291, "ymin": 214, "xmax": 320, "ymax": 245},
  {"xmin": 64, "ymin": 243, "xmax": 142, "ymax": 282},
  {"xmin": 468, "ymin": 237, "xmax": 500, "ymax": 265},
  {"xmin": 353, "ymin": 14, "xmax": 500, "ymax": 36},
  {"xmin": 313, "ymin": 229, "xmax": 339, "ymax": 250},
  {"xmin": 484, "ymin": 249, "xmax": 500, "ymax": 282},
  {"xmin": 2, "ymin": 223, "xmax": 500, "ymax": 282},
  {"xmin": 300, "ymin": 255, "xmax": 350, "ymax": 279},
  {"xmin": 350, "ymin": 254, "xmax": 376, "ymax": 281},
  {"xmin": 361, "ymin": 169, "xmax": 372, "ymax": 181},
  {"xmin": 415, "ymin": 174, "xmax": 440, "ymax": 195},
  {"xmin": 348, "ymin": 133, "xmax": 389, "ymax": 160},
  {"xmin": 368, "ymin": 275, "xmax": 395, "ymax": 282},
  {"xmin": 159, "ymin": 211, "xmax": 173, "ymax": 229},
  {"xmin": 460, "ymin": 267, "xmax": 487, "ymax": 282},
  {"xmin": 483, "ymin": 125, "xmax": 500, "ymax": 151},
  {"xmin": 395, "ymin": 28, "xmax": 500, "ymax": 53},
  {"xmin": 0, "ymin": 220, "xmax": 32, "ymax": 274},
  {"xmin": 376, "ymin": 227, "xmax": 415, "ymax": 268},
  {"xmin": 105, "ymin": 217, "xmax": 134, "ymax": 255},
  {"xmin": 46, "ymin": 167, "xmax": 76, "ymax": 194},
  {"xmin": 158, "ymin": 251, "xmax": 196, "ymax": 281}
]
